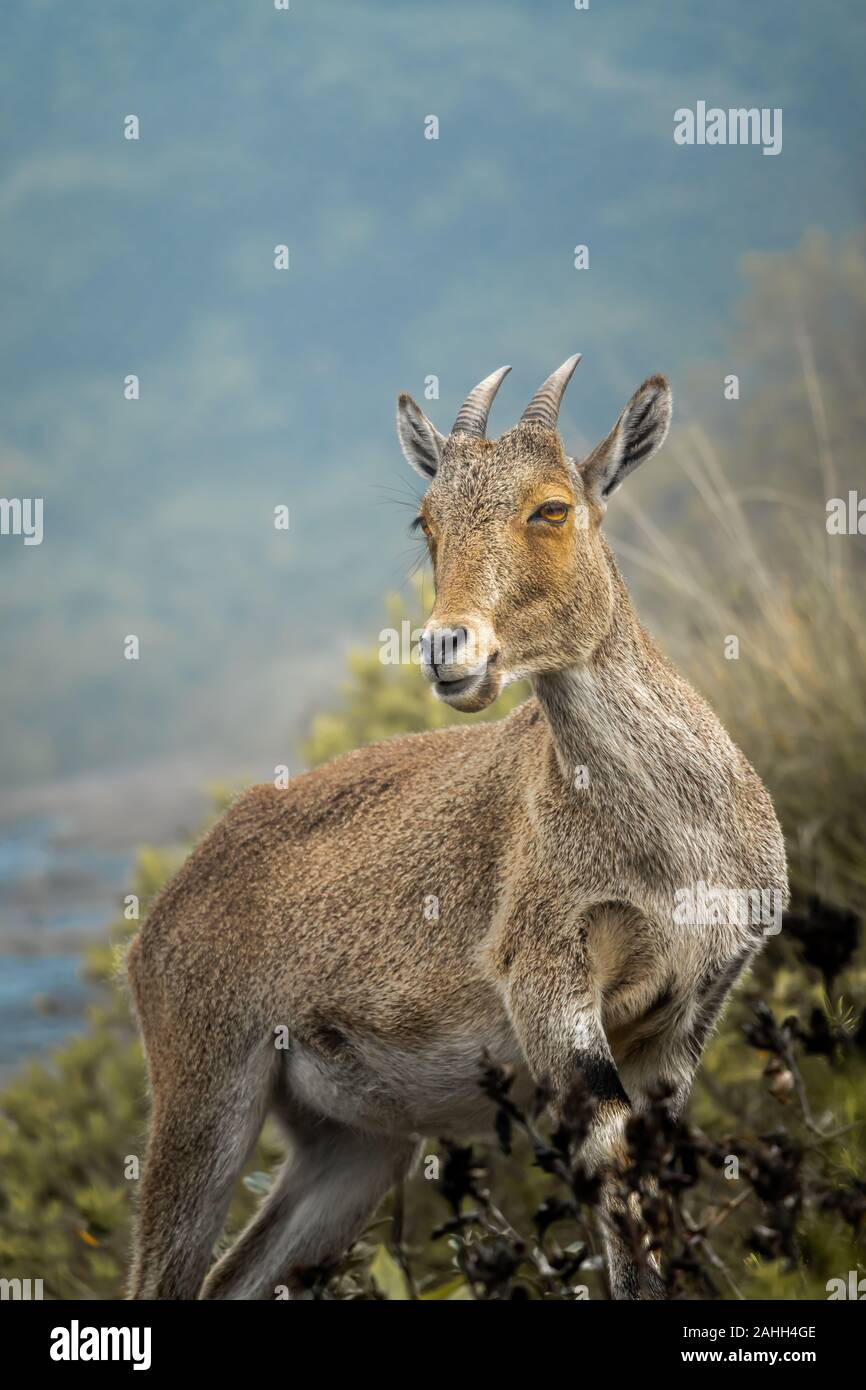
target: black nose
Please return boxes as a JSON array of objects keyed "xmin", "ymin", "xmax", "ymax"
[{"xmin": 422, "ymin": 626, "xmax": 469, "ymax": 678}]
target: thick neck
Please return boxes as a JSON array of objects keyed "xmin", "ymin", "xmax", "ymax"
[{"xmin": 531, "ymin": 559, "xmax": 662, "ymax": 786}]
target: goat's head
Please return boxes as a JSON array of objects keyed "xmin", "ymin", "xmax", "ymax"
[{"xmin": 396, "ymin": 356, "xmax": 672, "ymax": 711}]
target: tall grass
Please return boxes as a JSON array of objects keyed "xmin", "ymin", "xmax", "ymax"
[{"xmin": 614, "ymin": 411, "xmax": 866, "ymax": 915}]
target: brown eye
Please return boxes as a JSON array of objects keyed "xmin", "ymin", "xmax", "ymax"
[
  {"xmin": 412, "ymin": 515, "xmax": 432, "ymax": 538},
  {"xmin": 531, "ymin": 502, "xmax": 569, "ymax": 525}
]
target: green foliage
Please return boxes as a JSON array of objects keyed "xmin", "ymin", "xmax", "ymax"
[{"xmin": 0, "ymin": 868, "xmax": 152, "ymax": 1298}]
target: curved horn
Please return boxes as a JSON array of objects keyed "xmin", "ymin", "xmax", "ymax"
[
  {"xmin": 451, "ymin": 365, "xmax": 511, "ymax": 438},
  {"xmin": 519, "ymin": 353, "xmax": 582, "ymax": 428}
]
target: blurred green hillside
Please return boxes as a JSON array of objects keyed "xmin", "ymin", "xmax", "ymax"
[{"xmin": 0, "ymin": 237, "xmax": 864, "ymax": 1298}]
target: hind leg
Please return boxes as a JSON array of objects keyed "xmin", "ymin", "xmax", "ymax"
[
  {"xmin": 201, "ymin": 1103, "xmax": 417, "ymax": 1301},
  {"xmin": 129, "ymin": 1046, "xmax": 274, "ymax": 1300}
]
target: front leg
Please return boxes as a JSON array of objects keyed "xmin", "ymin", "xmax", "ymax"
[
  {"xmin": 492, "ymin": 907, "xmax": 661, "ymax": 1299},
  {"xmin": 618, "ymin": 943, "xmax": 759, "ymax": 1120}
]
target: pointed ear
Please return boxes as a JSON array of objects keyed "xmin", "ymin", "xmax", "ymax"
[
  {"xmin": 396, "ymin": 393, "xmax": 446, "ymax": 480},
  {"xmin": 580, "ymin": 375, "xmax": 672, "ymax": 505}
]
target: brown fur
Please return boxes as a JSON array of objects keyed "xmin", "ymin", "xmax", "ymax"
[{"xmin": 128, "ymin": 364, "xmax": 787, "ymax": 1300}]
